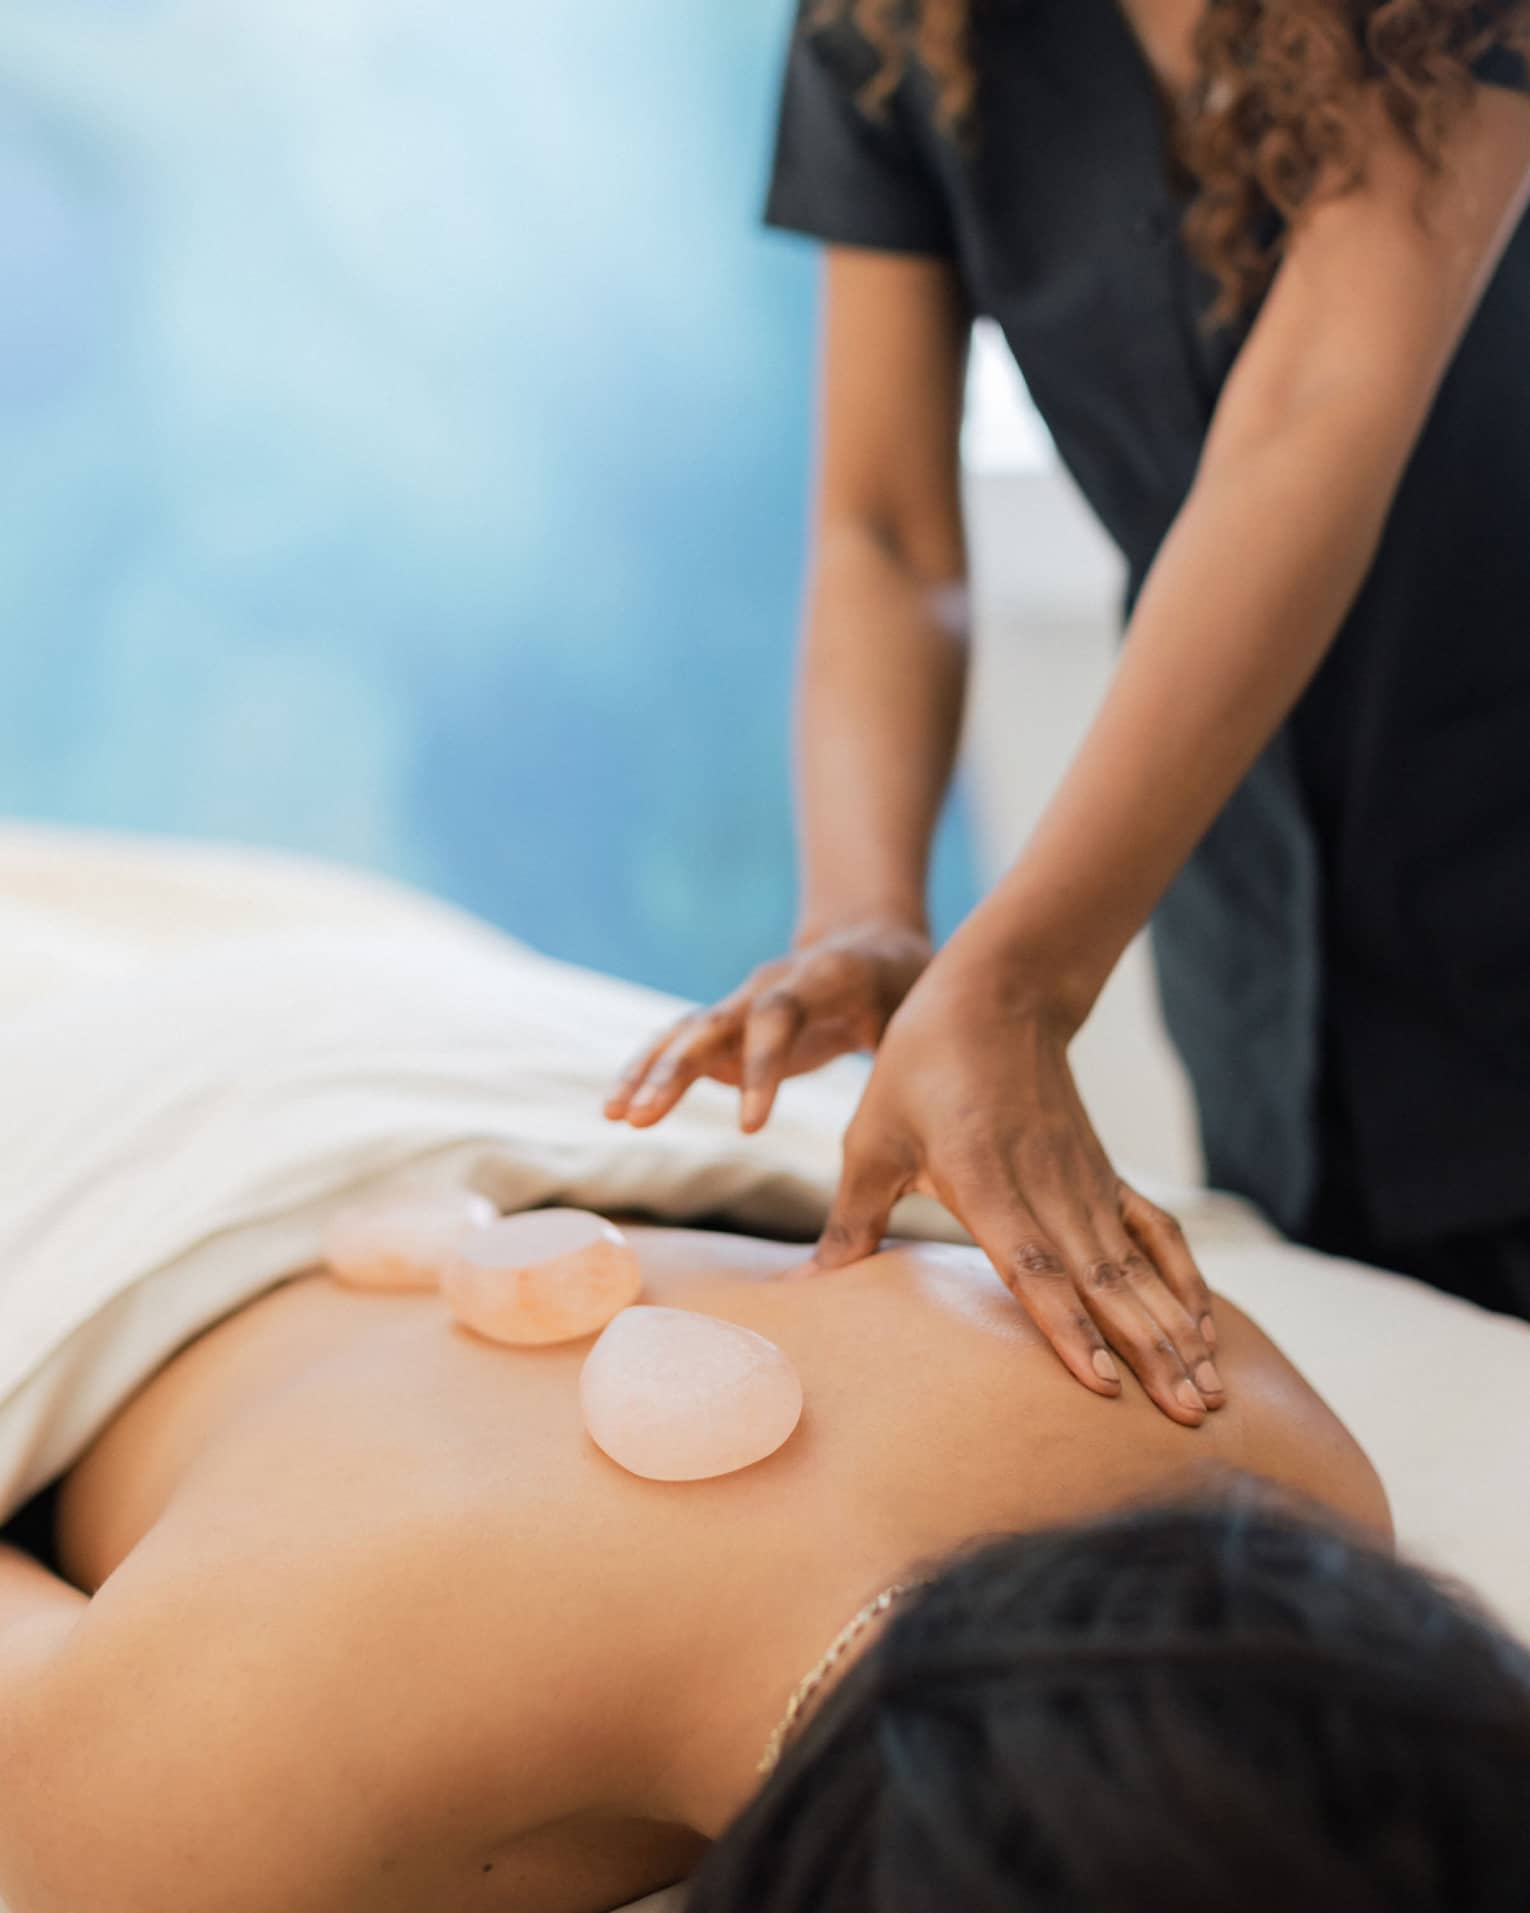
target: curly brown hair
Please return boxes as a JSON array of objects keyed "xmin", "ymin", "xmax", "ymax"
[{"xmin": 815, "ymin": 0, "xmax": 1530, "ymax": 319}]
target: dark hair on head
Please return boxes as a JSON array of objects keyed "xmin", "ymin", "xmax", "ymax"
[
  {"xmin": 816, "ymin": 1, "xmax": 1530, "ymax": 319},
  {"xmin": 690, "ymin": 1495, "xmax": 1530, "ymax": 1913}
]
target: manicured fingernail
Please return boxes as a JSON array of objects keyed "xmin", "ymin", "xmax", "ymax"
[
  {"xmin": 1092, "ymin": 1349, "xmax": 1121, "ymax": 1384},
  {"xmin": 1175, "ymin": 1379, "xmax": 1206, "ymax": 1415},
  {"xmin": 1194, "ymin": 1360, "xmax": 1223, "ymax": 1396},
  {"xmin": 1200, "ymin": 1314, "xmax": 1218, "ymax": 1351}
]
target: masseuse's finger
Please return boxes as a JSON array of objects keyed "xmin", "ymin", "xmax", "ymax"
[
  {"xmin": 604, "ymin": 1021, "xmax": 691, "ymax": 1119},
  {"xmin": 1106, "ymin": 1211, "xmax": 1222, "ymax": 1404},
  {"xmin": 1090, "ymin": 1282, "xmax": 1210, "ymax": 1425},
  {"xmin": 624, "ymin": 1012, "xmax": 736, "ymax": 1125},
  {"xmin": 1001, "ymin": 1132, "xmax": 1212, "ymax": 1425},
  {"xmin": 1099, "ymin": 1231, "xmax": 1224, "ymax": 1410},
  {"xmin": 1025, "ymin": 1201, "xmax": 1216, "ymax": 1430},
  {"xmin": 1039, "ymin": 1221, "xmax": 1210, "ymax": 1428},
  {"xmin": 811, "ymin": 1138, "xmax": 910, "ymax": 1270},
  {"xmin": 740, "ymin": 989, "xmax": 806, "ymax": 1133},
  {"xmin": 943, "ymin": 1162, "xmax": 1123, "ymax": 1399},
  {"xmin": 1061, "ymin": 1168, "xmax": 1221, "ymax": 1408},
  {"xmin": 1118, "ymin": 1181, "xmax": 1218, "ymax": 1351},
  {"xmin": 612, "ymin": 1009, "xmax": 741, "ymax": 1125}
]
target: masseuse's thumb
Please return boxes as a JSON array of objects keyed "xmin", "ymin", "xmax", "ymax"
[{"xmin": 810, "ymin": 1140, "xmax": 907, "ymax": 1272}]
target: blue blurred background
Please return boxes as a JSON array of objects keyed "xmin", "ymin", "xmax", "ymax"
[{"xmin": 0, "ymin": 0, "xmax": 972, "ymax": 1001}]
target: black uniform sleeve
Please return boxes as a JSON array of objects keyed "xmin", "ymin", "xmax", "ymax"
[{"xmin": 764, "ymin": 4, "xmax": 954, "ymax": 256}]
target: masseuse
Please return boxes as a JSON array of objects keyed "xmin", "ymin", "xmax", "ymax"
[{"xmin": 608, "ymin": 1, "xmax": 1530, "ymax": 1411}]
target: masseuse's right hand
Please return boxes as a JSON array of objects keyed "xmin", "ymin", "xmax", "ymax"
[{"xmin": 603, "ymin": 921, "xmax": 933, "ymax": 1134}]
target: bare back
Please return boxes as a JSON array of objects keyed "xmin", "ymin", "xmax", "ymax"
[{"xmin": 15, "ymin": 1225, "xmax": 1384, "ymax": 1913}]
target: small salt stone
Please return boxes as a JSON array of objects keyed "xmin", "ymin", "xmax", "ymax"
[
  {"xmin": 441, "ymin": 1209, "xmax": 643, "ymax": 1347},
  {"xmin": 323, "ymin": 1188, "xmax": 497, "ymax": 1292},
  {"xmin": 580, "ymin": 1306, "xmax": 804, "ymax": 1482}
]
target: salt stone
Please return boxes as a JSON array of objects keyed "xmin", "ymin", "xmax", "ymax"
[
  {"xmin": 580, "ymin": 1305, "xmax": 804, "ymax": 1482},
  {"xmin": 442, "ymin": 1209, "xmax": 643, "ymax": 1347},
  {"xmin": 323, "ymin": 1188, "xmax": 497, "ymax": 1292}
]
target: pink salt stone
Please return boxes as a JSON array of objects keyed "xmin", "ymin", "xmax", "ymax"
[
  {"xmin": 323, "ymin": 1188, "xmax": 497, "ymax": 1292},
  {"xmin": 580, "ymin": 1306, "xmax": 804, "ymax": 1482},
  {"xmin": 441, "ymin": 1209, "xmax": 643, "ymax": 1347}
]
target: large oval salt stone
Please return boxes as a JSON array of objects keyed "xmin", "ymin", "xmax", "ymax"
[
  {"xmin": 442, "ymin": 1209, "xmax": 643, "ymax": 1347},
  {"xmin": 580, "ymin": 1305, "xmax": 804, "ymax": 1482},
  {"xmin": 323, "ymin": 1188, "xmax": 497, "ymax": 1292}
]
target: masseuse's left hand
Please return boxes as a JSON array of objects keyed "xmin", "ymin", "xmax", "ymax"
[{"xmin": 810, "ymin": 934, "xmax": 1225, "ymax": 1427}]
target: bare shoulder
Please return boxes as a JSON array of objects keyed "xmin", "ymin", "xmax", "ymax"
[
  {"xmin": 1203, "ymin": 1293, "xmax": 1394, "ymax": 1544},
  {"xmin": 0, "ymin": 1499, "xmax": 639, "ymax": 1913}
]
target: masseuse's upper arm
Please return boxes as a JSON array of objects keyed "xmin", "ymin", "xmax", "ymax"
[
  {"xmin": 816, "ymin": 247, "xmax": 971, "ymax": 581},
  {"xmin": 1205, "ymin": 74, "xmax": 1530, "ymax": 477}
]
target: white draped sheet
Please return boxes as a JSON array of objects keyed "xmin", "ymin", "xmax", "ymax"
[{"xmin": 2, "ymin": 825, "xmax": 1527, "ymax": 1913}]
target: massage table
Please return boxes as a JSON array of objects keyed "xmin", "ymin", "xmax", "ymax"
[{"xmin": 1, "ymin": 823, "xmax": 1527, "ymax": 1913}]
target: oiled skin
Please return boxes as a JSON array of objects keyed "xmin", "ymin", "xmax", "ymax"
[{"xmin": 5, "ymin": 1225, "xmax": 1384, "ymax": 1913}]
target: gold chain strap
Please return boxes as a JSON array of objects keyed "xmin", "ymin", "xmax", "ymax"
[{"xmin": 757, "ymin": 1579, "xmax": 923, "ymax": 1777}]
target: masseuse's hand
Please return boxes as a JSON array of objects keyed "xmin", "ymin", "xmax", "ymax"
[
  {"xmin": 604, "ymin": 921, "xmax": 933, "ymax": 1133},
  {"xmin": 811, "ymin": 938, "xmax": 1225, "ymax": 1427}
]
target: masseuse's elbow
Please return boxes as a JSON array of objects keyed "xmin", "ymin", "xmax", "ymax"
[
  {"xmin": 818, "ymin": 456, "xmax": 967, "ymax": 594},
  {"xmin": 814, "ymin": 513, "xmax": 969, "ymax": 636}
]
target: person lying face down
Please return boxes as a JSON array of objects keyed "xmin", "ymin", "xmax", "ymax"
[
  {"xmin": 693, "ymin": 1498, "xmax": 1530, "ymax": 1913},
  {"xmin": 0, "ymin": 1218, "xmax": 1523, "ymax": 1913}
]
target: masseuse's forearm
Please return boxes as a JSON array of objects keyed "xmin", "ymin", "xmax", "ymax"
[
  {"xmin": 794, "ymin": 520, "xmax": 969, "ymax": 940},
  {"xmin": 955, "ymin": 394, "xmax": 1411, "ymax": 1016}
]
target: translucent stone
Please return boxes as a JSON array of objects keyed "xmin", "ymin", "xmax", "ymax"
[
  {"xmin": 323, "ymin": 1188, "xmax": 497, "ymax": 1292},
  {"xmin": 442, "ymin": 1209, "xmax": 643, "ymax": 1347},
  {"xmin": 580, "ymin": 1305, "xmax": 804, "ymax": 1482}
]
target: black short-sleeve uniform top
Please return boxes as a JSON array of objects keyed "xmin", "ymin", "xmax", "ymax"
[{"xmin": 766, "ymin": 0, "xmax": 1530, "ymax": 1248}]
